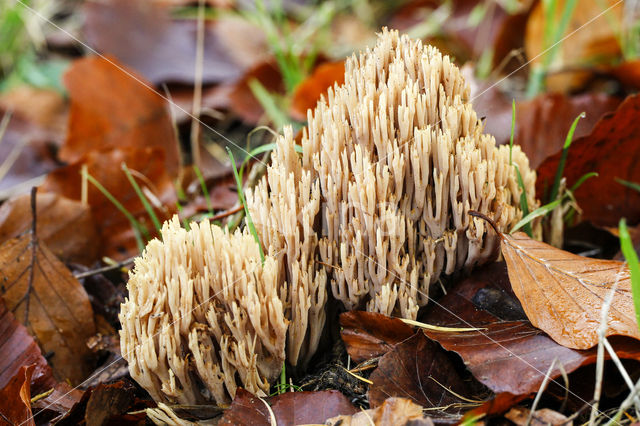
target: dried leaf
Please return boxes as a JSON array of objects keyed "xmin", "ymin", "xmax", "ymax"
[
  {"xmin": 326, "ymin": 397, "xmax": 431, "ymax": 426},
  {"xmin": 423, "ymin": 263, "xmax": 640, "ymax": 398},
  {"xmin": 536, "ymin": 94, "xmax": 640, "ymax": 225},
  {"xmin": 0, "ymin": 297, "xmax": 56, "ymax": 396},
  {"xmin": 0, "ymin": 232, "xmax": 96, "ymax": 384},
  {"xmin": 0, "ymin": 86, "xmax": 67, "ymax": 139},
  {"xmin": 83, "ymin": 0, "xmax": 245, "ymax": 85},
  {"xmin": 30, "ymin": 382, "xmax": 84, "ymax": 424},
  {"xmin": 505, "ymin": 406, "xmax": 572, "ymax": 426},
  {"xmin": 608, "ymin": 59, "xmax": 640, "ymax": 90},
  {"xmin": 42, "ymin": 147, "xmax": 177, "ymax": 259},
  {"xmin": 290, "ymin": 61, "xmax": 345, "ymax": 121},
  {"xmin": 60, "ymin": 56, "xmax": 179, "ymax": 177},
  {"xmin": 219, "ymin": 388, "xmax": 358, "ymax": 425},
  {"xmin": 340, "ymin": 311, "xmax": 415, "ymax": 363},
  {"xmin": 502, "ymin": 232, "xmax": 638, "ymax": 349},
  {"xmin": 368, "ymin": 332, "xmax": 482, "ymax": 422},
  {"xmin": 480, "ymin": 92, "xmax": 621, "ymax": 168},
  {"xmin": 0, "ymin": 365, "xmax": 35, "ymax": 426},
  {"xmin": 0, "ymin": 193, "xmax": 99, "ymax": 265},
  {"xmin": 228, "ymin": 61, "xmax": 285, "ymax": 125}
]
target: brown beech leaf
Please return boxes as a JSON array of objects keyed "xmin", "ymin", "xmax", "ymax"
[
  {"xmin": 60, "ymin": 56, "xmax": 179, "ymax": 177},
  {"xmin": 0, "ymin": 193, "xmax": 99, "ymax": 265},
  {"xmin": 30, "ymin": 382, "xmax": 84, "ymax": 424},
  {"xmin": 228, "ymin": 61, "xmax": 285, "ymax": 125},
  {"xmin": 502, "ymin": 232, "xmax": 638, "ymax": 349},
  {"xmin": 42, "ymin": 147, "xmax": 177, "ymax": 259},
  {"xmin": 0, "ymin": 365, "xmax": 35, "ymax": 426},
  {"xmin": 536, "ymin": 94, "xmax": 640, "ymax": 226},
  {"xmin": 290, "ymin": 61, "xmax": 345, "ymax": 121},
  {"xmin": 340, "ymin": 311, "xmax": 415, "ymax": 363},
  {"xmin": 326, "ymin": 397, "xmax": 431, "ymax": 426},
  {"xmin": 219, "ymin": 388, "xmax": 357, "ymax": 425},
  {"xmin": 0, "ymin": 297, "xmax": 56, "ymax": 396},
  {"xmin": 608, "ymin": 59, "xmax": 640, "ymax": 90},
  {"xmin": 368, "ymin": 332, "xmax": 481, "ymax": 422},
  {"xmin": 84, "ymin": 0, "xmax": 248, "ymax": 85},
  {"xmin": 0, "ymin": 228, "xmax": 96, "ymax": 384},
  {"xmin": 423, "ymin": 262, "xmax": 640, "ymax": 398}
]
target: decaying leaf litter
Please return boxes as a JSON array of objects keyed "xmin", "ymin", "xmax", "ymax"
[{"xmin": 1, "ymin": 0, "xmax": 640, "ymax": 424}]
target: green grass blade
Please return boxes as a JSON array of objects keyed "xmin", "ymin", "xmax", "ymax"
[
  {"xmin": 615, "ymin": 178, "xmax": 640, "ymax": 193},
  {"xmin": 570, "ymin": 172, "xmax": 598, "ymax": 193},
  {"xmin": 620, "ymin": 219, "xmax": 640, "ymax": 331},
  {"xmin": 549, "ymin": 112, "xmax": 585, "ymax": 202},
  {"xmin": 511, "ymin": 199, "xmax": 561, "ymax": 234},
  {"xmin": 121, "ymin": 162, "xmax": 162, "ymax": 232},
  {"xmin": 514, "ymin": 165, "xmax": 532, "ymax": 237},
  {"xmin": 193, "ymin": 165, "xmax": 213, "ymax": 214},
  {"xmin": 248, "ymin": 79, "xmax": 289, "ymax": 130},
  {"xmin": 227, "ymin": 148, "xmax": 265, "ymax": 264},
  {"xmin": 83, "ymin": 169, "xmax": 149, "ymax": 252}
]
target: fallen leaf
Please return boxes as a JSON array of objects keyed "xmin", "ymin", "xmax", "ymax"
[
  {"xmin": 501, "ymin": 232, "xmax": 638, "ymax": 349},
  {"xmin": 30, "ymin": 382, "xmax": 84, "ymax": 425},
  {"xmin": 608, "ymin": 59, "xmax": 640, "ymax": 90},
  {"xmin": 368, "ymin": 332, "xmax": 482, "ymax": 422},
  {"xmin": 290, "ymin": 61, "xmax": 345, "ymax": 121},
  {"xmin": 478, "ymin": 92, "xmax": 621, "ymax": 169},
  {"xmin": 525, "ymin": 0, "xmax": 622, "ymax": 92},
  {"xmin": 505, "ymin": 406, "xmax": 572, "ymax": 426},
  {"xmin": 83, "ymin": 0, "xmax": 246, "ymax": 85},
  {"xmin": 0, "ymin": 365, "xmax": 35, "ymax": 426},
  {"xmin": 42, "ymin": 147, "xmax": 177, "ymax": 259},
  {"xmin": 0, "ymin": 109, "xmax": 59, "ymax": 198},
  {"xmin": 326, "ymin": 397, "xmax": 431, "ymax": 426},
  {"xmin": 0, "ymin": 86, "xmax": 68, "ymax": 140},
  {"xmin": 536, "ymin": 94, "xmax": 640, "ymax": 226},
  {"xmin": 219, "ymin": 388, "xmax": 358, "ymax": 425},
  {"xmin": 0, "ymin": 229, "xmax": 96, "ymax": 384},
  {"xmin": 340, "ymin": 311, "xmax": 415, "ymax": 363},
  {"xmin": 423, "ymin": 263, "xmax": 640, "ymax": 397},
  {"xmin": 0, "ymin": 297, "xmax": 56, "ymax": 396},
  {"xmin": 228, "ymin": 61, "xmax": 285, "ymax": 125},
  {"xmin": 60, "ymin": 56, "xmax": 179, "ymax": 177},
  {"xmin": 0, "ymin": 193, "xmax": 99, "ymax": 265}
]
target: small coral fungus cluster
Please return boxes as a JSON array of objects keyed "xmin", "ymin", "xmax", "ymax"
[{"xmin": 119, "ymin": 28, "xmax": 538, "ymax": 405}]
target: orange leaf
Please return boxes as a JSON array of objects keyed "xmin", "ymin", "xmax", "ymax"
[
  {"xmin": 42, "ymin": 147, "xmax": 177, "ymax": 259},
  {"xmin": 60, "ymin": 56, "xmax": 180, "ymax": 177},
  {"xmin": 536, "ymin": 94, "xmax": 640, "ymax": 226},
  {"xmin": 0, "ymin": 193, "xmax": 99, "ymax": 265},
  {"xmin": 0, "ymin": 365, "xmax": 35, "ymax": 426},
  {"xmin": 502, "ymin": 232, "xmax": 638, "ymax": 349},
  {"xmin": 0, "ymin": 232, "xmax": 96, "ymax": 384},
  {"xmin": 290, "ymin": 61, "xmax": 345, "ymax": 121}
]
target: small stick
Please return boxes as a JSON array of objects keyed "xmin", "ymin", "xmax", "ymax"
[
  {"xmin": 25, "ymin": 186, "xmax": 38, "ymax": 325},
  {"xmin": 210, "ymin": 204, "xmax": 244, "ymax": 221},
  {"xmin": 468, "ymin": 210, "xmax": 500, "ymax": 235},
  {"xmin": 74, "ymin": 257, "xmax": 137, "ymax": 280}
]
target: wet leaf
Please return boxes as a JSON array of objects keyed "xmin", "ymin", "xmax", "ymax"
[
  {"xmin": 536, "ymin": 94, "xmax": 640, "ymax": 225},
  {"xmin": 228, "ymin": 61, "xmax": 285, "ymax": 125},
  {"xmin": 30, "ymin": 382, "xmax": 84, "ymax": 425},
  {"xmin": 219, "ymin": 388, "xmax": 358, "ymax": 425},
  {"xmin": 0, "ymin": 193, "xmax": 99, "ymax": 265},
  {"xmin": 479, "ymin": 92, "xmax": 621, "ymax": 169},
  {"xmin": 0, "ymin": 365, "xmax": 35, "ymax": 426},
  {"xmin": 368, "ymin": 332, "xmax": 482, "ymax": 422},
  {"xmin": 290, "ymin": 61, "xmax": 345, "ymax": 121},
  {"xmin": 83, "ymin": 0, "xmax": 246, "ymax": 85},
  {"xmin": 502, "ymin": 232, "xmax": 638, "ymax": 349},
  {"xmin": 423, "ymin": 263, "xmax": 640, "ymax": 397},
  {"xmin": 326, "ymin": 397, "xmax": 431, "ymax": 426},
  {"xmin": 0, "ymin": 297, "xmax": 56, "ymax": 396},
  {"xmin": 42, "ymin": 147, "xmax": 177, "ymax": 259},
  {"xmin": 0, "ymin": 231, "xmax": 96, "ymax": 384},
  {"xmin": 60, "ymin": 56, "xmax": 180, "ymax": 177},
  {"xmin": 340, "ymin": 311, "xmax": 415, "ymax": 363}
]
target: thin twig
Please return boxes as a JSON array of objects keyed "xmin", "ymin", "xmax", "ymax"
[
  {"xmin": 73, "ymin": 257, "xmax": 137, "ymax": 280},
  {"xmin": 210, "ymin": 204, "xmax": 244, "ymax": 221},
  {"xmin": 25, "ymin": 186, "xmax": 38, "ymax": 325}
]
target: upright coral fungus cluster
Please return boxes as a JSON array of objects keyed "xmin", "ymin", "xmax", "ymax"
[
  {"xmin": 247, "ymin": 27, "xmax": 537, "ymax": 360},
  {"xmin": 119, "ymin": 28, "xmax": 538, "ymax": 406},
  {"xmin": 119, "ymin": 218, "xmax": 287, "ymax": 404}
]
